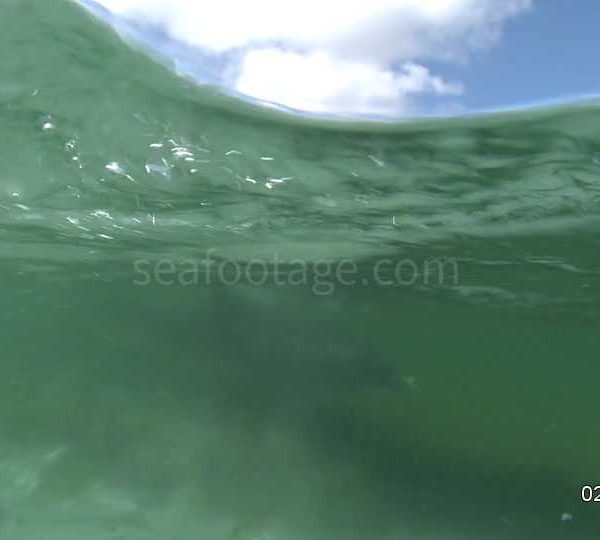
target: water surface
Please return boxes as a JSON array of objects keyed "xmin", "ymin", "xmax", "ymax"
[{"xmin": 0, "ymin": 1, "xmax": 599, "ymax": 538}]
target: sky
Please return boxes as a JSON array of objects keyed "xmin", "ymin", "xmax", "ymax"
[{"xmin": 76, "ymin": 0, "xmax": 600, "ymax": 118}]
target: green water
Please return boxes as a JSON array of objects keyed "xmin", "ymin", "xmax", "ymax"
[{"xmin": 0, "ymin": 1, "xmax": 599, "ymax": 538}]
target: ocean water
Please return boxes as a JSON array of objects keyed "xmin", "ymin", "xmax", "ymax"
[{"xmin": 1, "ymin": 1, "xmax": 600, "ymax": 538}]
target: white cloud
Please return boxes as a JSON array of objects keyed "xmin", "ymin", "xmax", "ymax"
[
  {"xmin": 79, "ymin": 0, "xmax": 532, "ymax": 116},
  {"xmin": 235, "ymin": 50, "xmax": 463, "ymax": 115}
]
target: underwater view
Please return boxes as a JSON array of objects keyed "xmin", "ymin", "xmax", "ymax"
[{"xmin": 0, "ymin": 0, "xmax": 599, "ymax": 538}]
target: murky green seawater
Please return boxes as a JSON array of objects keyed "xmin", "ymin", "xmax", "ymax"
[{"xmin": 1, "ymin": 1, "xmax": 599, "ymax": 538}]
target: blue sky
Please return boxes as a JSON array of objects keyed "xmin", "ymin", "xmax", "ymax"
[
  {"xmin": 441, "ymin": 0, "xmax": 600, "ymax": 112},
  {"xmin": 78, "ymin": 0, "xmax": 599, "ymax": 118}
]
